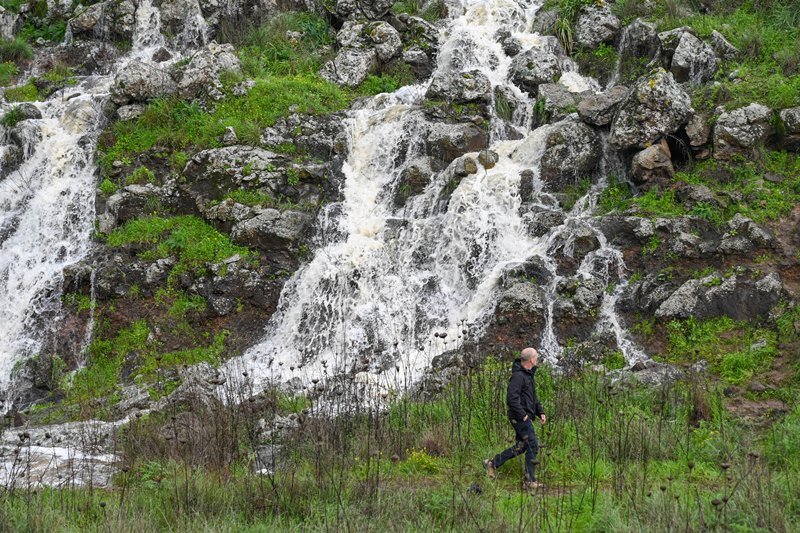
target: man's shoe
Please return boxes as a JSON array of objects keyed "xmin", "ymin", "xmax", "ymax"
[
  {"xmin": 483, "ymin": 459, "xmax": 496, "ymax": 480},
  {"xmin": 523, "ymin": 480, "xmax": 545, "ymax": 490}
]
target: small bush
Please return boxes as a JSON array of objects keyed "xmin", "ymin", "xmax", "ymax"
[
  {"xmin": 126, "ymin": 166, "xmax": 156, "ymax": 185},
  {"xmin": 0, "ymin": 105, "xmax": 25, "ymax": 128},
  {"xmin": 4, "ymin": 81, "xmax": 39, "ymax": 102},
  {"xmin": 0, "ymin": 60, "xmax": 18, "ymax": 86},
  {"xmin": 0, "ymin": 37, "xmax": 33, "ymax": 62},
  {"xmin": 99, "ymin": 178, "xmax": 118, "ymax": 196}
]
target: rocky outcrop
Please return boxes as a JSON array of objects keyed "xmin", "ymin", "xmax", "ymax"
[
  {"xmin": 577, "ymin": 85, "xmax": 628, "ymax": 126},
  {"xmin": 509, "ymin": 47, "xmax": 561, "ymax": 95},
  {"xmin": 616, "ymin": 19, "xmax": 660, "ymax": 81},
  {"xmin": 333, "ymin": 0, "xmax": 395, "ymax": 20},
  {"xmin": 574, "ymin": 4, "xmax": 620, "ymax": 48},
  {"xmin": 320, "ymin": 20, "xmax": 402, "ymax": 87},
  {"xmin": 426, "ymin": 69, "xmax": 492, "ymax": 104},
  {"xmin": 711, "ymin": 30, "xmax": 739, "ymax": 61},
  {"xmin": 778, "ymin": 107, "xmax": 800, "ymax": 151},
  {"xmin": 174, "ymin": 42, "xmax": 241, "ymax": 100},
  {"xmin": 630, "ymin": 140, "xmax": 674, "ymax": 189},
  {"xmin": 111, "ymin": 60, "xmax": 177, "ymax": 105},
  {"xmin": 609, "ymin": 68, "xmax": 692, "ymax": 150},
  {"xmin": 670, "ymin": 32, "xmax": 717, "ymax": 84},
  {"xmin": 655, "ymin": 272, "xmax": 782, "ymax": 321},
  {"xmin": 425, "ymin": 121, "xmax": 488, "ymax": 166},
  {"xmin": 537, "ymin": 83, "xmax": 580, "ymax": 121},
  {"xmin": 68, "ymin": 0, "xmax": 136, "ymax": 43},
  {"xmin": 714, "ymin": 103, "xmax": 774, "ymax": 159},
  {"xmin": 538, "ymin": 120, "xmax": 602, "ymax": 192}
]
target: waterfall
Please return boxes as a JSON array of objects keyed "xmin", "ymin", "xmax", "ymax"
[
  {"xmin": 0, "ymin": 0, "xmax": 198, "ymax": 389},
  {"xmin": 226, "ymin": 0, "xmax": 647, "ymax": 392}
]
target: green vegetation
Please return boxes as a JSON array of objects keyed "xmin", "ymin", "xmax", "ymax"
[
  {"xmin": 0, "ymin": 60, "xmax": 17, "ymax": 86},
  {"xmin": 665, "ymin": 315, "xmax": 778, "ymax": 384},
  {"xmin": 4, "ymin": 80, "xmax": 39, "ymax": 102},
  {"xmin": 597, "ymin": 152, "xmax": 800, "ymax": 224},
  {"xmin": 105, "ymin": 215, "xmax": 251, "ymax": 280},
  {"xmin": 0, "ymin": 37, "xmax": 33, "ymax": 63},
  {"xmin": 392, "ymin": 0, "xmax": 447, "ymax": 22},
  {"xmin": 6, "ymin": 358, "xmax": 799, "ymax": 530},
  {"xmin": 0, "ymin": 105, "xmax": 25, "ymax": 128},
  {"xmin": 125, "ymin": 166, "xmax": 156, "ymax": 185},
  {"xmin": 99, "ymin": 177, "xmax": 119, "ymax": 196}
]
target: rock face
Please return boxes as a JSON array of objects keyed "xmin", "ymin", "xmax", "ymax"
[
  {"xmin": 631, "ymin": 140, "xmax": 674, "ymax": 189},
  {"xmin": 574, "ymin": 5, "xmax": 620, "ymax": 48},
  {"xmin": 670, "ymin": 32, "xmax": 717, "ymax": 84},
  {"xmin": 426, "ymin": 69, "xmax": 492, "ymax": 104},
  {"xmin": 711, "ymin": 30, "xmax": 739, "ymax": 61},
  {"xmin": 577, "ymin": 85, "xmax": 628, "ymax": 126},
  {"xmin": 334, "ymin": 0, "xmax": 394, "ymax": 19},
  {"xmin": 609, "ymin": 68, "xmax": 692, "ymax": 150},
  {"xmin": 509, "ymin": 47, "xmax": 561, "ymax": 94},
  {"xmin": 616, "ymin": 18, "xmax": 660, "ymax": 77},
  {"xmin": 111, "ymin": 60, "xmax": 178, "ymax": 105},
  {"xmin": 714, "ymin": 103, "xmax": 774, "ymax": 159},
  {"xmin": 320, "ymin": 19, "xmax": 402, "ymax": 87},
  {"xmin": 539, "ymin": 120, "xmax": 602, "ymax": 192},
  {"xmin": 655, "ymin": 272, "xmax": 782, "ymax": 321},
  {"xmin": 174, "ymin": 42, "xmax": 241, "ymax": 100},
  {"xmin": 779, "ymin": 107, "xmax": 800, "ymax": 150},
  {"xmin": 68, "ymin": 0, "xmax": 136, "ymax": 43}
]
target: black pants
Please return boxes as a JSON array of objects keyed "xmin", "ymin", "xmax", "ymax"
[{"xmin": 492, "ymin": 418, "xmax": 539, "ymax": 481}]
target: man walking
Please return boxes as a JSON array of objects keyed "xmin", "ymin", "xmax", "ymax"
[{"xmin": 484, "ymin": 347, "xmax": 547, "ymax": 489}]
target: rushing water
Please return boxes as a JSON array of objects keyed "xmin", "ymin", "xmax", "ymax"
[
  {"xmin": 226, "ymin": 0, "xmax": 646, "ymax": 393},
  {"xmin": 0, "ymin": 0, "xmax": 207, "ymax": 389}
]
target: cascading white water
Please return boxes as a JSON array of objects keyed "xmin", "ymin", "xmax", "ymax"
[
  {"xmin": 227, "ymin": 0, "xmax": 648, "ymax": 392},
  {"xmin": 0, "ymin": 0, "xmax": 200, "ymax": 390}
]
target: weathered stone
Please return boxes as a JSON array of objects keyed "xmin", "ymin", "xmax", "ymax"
[
  {"xmin": 231, "ymin": 208, "xmax": 313, "ymax": 250},
  {"xmin": 334, "ymin": 0, "xmax": 394, "ymax": 19},
  {"xmin": 609, "ymin": 68, "xmax": 692, "ymax": 149},
  {"xmin": 717, "ymin": 214, "xmax": 775, "ymax": 255},
  {"xmin": 394, "ymin": 157, "xmax": 434, "ymax": 207},
  {"xmin": 711, "ymin": 30, "xmax": 738, "ymax": 61},
  {"xmin": 321, "ymin": 47, "xmax": 377, "ymax": 87},
  {"xmin": 538, "ymin": 120, "xmax": 602, "ymax": 192},
  {"xmin": 11, "ymin": 102, "xmax": 42, "ymax": 121},
  {"xmin": 618, "ymin": 19, "xmax": 661, "ymax": 65},
  {"xmin": 670, "ymin": 32, "xmax": 717, "ymax": 84},
  {"xmin": 367, "ymin": 21, "xmax": 403, "ymax": 62},
  {"xmin": 631, "ymin": 140, "xmax": 674, "ymax": 189},
  {"xmin": 714, "ymin": 103, "xmax": 774, "ymax": 159},
  {"xmin": 537, "ymin": 83, "xmax": 578, "ymax": 121},
  {"xmin": 686, "ymin": 111, "xmax": 711, "ymax": 149},
  {"xmin": 116, "ymin": 103, "xmax": 145, "ymax": 121},
  {"xmin": 531, "ymin": 9, "xmax": 558, "ymax": 36},
  {"xmin": 453, "ymin": 156, "xmax": 478, "ymax": 177},
  {"xmin": 175, "ymin": 42, "xmax": 241, "ymax": 100},
  {"xmin": 577, "ymin": 85, "xmax": 628, "ymax": 126},
  {"xmin": 658, "ymin": 27, "xmax": 693, "ymax": 62},
  {"xmin": 655, "ymin": 271, "xmax": 782, "ymax": 321},
  {"xmin": 426, "ymin": 122, "xmax": 487, "ymax": 165},
  {"xmin": 0, "ymin": 6, "xmax": 21, "ymax": 40},
  {"xmin": 403, "ymin": 47, "xmax": 433, "ymax": 79},
  {"xmin": 68, "ymin": 0, "xmax": 135, "ymax": 43},
  {"xmin": 426, "ymin": 69, "xmax": 492, "ymax": 104},
  {"xmin": 574, "ymin": 5, "xmax": 620, "ymax": 48},
  {"xmin": 111, "ymin": 59, "xmax": 177, "ymax": 105},
  {"xmin": 478, "ymin": 149, "xmax": 499, "ymax": 169},
  {"xmin": 510, "ymin": 47, "xmax": 561, "ymax": 95}
]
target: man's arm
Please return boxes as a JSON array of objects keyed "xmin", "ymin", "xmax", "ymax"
[{"xmin": 507, "ymin": 374, "xmax": 528, "ymax": 421}]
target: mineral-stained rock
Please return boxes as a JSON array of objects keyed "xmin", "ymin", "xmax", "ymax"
[
  {"xmin": 574, "ymin": 4, "xmax": 620, "ymax": 48},
  {"xmin": 509, "ymin": 47, "xmax": 561, "ymax": 95},
  {"xmin": 111, "ymin": 59, "xmax": 177, "ymax": 105},
  {"xmin": 609, "ymin": 68, "xmax": 692, "ymax": 150},
  {"xmin": 175, "ymin": 42, "xmax": 241, "ymax": 100},
  {"xmin": 670, "ymin": 32, "xmax": 717, "ymax": 84},
  {"xmin": 655, "ymin": 271, "xmax": 782, "ymax": 321},
  {"xmin": 714, "ymin": 103, "xmax": 774, "ymax": 159},
  {"xmin": 577, "ymin": 85, "xmax": 628, "ymax": 126},
  {"xmin": 426, "ymin": 69, "xmax": 492, "ymax": 104},
  {"xmin": 630, "ymin": 140, "xmax": 674, "ymax": 189}
]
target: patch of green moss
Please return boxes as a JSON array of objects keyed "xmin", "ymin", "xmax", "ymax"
[{"xmin": 4, "ymin": 80, "xmax": 39, "ymax": 102}]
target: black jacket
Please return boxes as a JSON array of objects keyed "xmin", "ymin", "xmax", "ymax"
[{"xmin": 506, "ymin": 359, "xmax": 544, "ymax": 422}]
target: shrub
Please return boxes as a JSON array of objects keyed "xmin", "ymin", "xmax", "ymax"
[
  {"xmin": 0, "ymin": 37, "xmax": 33, "ymax": 62},
  {"xmin": 0, "ymin": 105, "xmax": 25, "ymax": 128},
  {"xmin": 0, "ymin": 60, "xmax": 18, "ymax": 86}
]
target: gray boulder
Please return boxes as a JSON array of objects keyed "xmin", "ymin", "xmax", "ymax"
[
  {"xmin": 711, "ymin": 30, "xmax": 739, "ymax": 61},
  {"xmin": 232, "ymin": 208, "xmax": 313, "ymax": 250},
  {"xmin": 577, "ymin": 85, "xmax": 628, "ymax": 126},
  {"xmin": 0, "ymin": 6, "xmax": 21, "ymax": 40},
  {"xmin": 426, "ymin": 122, "xmax": 488, "ymax": 165},
  {"xmin": 574, "ymin": 5, "xmax": 620, "ymax": 48},
  {"xmin": 537, "ymin": 83, "xmax": 579, "ymax": 121},
  {"xmin": 367, "ymin": 21, "xmax": 403, "ymax": 62},
  {"xmin": 175, "ymin": 42, "xmax": 241, "ymax": 100},
  {"xmin": 158, "ymin": 0, "xmax": 207, "ymax": 48},
  {"xmin": 670, "ymin": 32, "xmax": 717, "ymax": 84},
  {"xmin": 68, "ymin": 0, "xmax": 135, "ymax": 42},
  {"xmin": 686, "ymin": 111, "xmax": 712, "ymax": 157},
  {"xmin": 717, "ymin": 214, "xmax": 775, "ymax": 255},
  {"xmin": 532, "ymin": 9, "xmax": 558, "ymax": 36},
  {"xmin": 510, "ymin": 47, "xmax": 561, "ymax": 94},
  {"xmin": 539, "ymin": 120, "xmax": 602, "ymax": 192},
  {"xmin": 426, "ymin": 69, "xmax": 492, "ymax": 104},
  {"xmin": 655, "ymin": 272, "xmax": 782, "ymax": 321},
  {"xmin": 631, "ymin": 140, "xmax": 674, "ymax": 189},
  {"xmin": 778, "ymin": 107, "xmax": 800, "ymax": 150},
  {"xmin": 609, "ymin": 68, "xmax": 692, "ymax": 150},
  {"xmin": 111, "ymin": 60, "xmax": 177, "ymax": 105},
  {"xmin": 714, "ymin": 103, "xmax": 773, "ymax": 159}
]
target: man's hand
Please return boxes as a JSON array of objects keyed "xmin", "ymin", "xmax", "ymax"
[{"xmin": 539, "ymin": 414, "xmax": 547, "ymax": 425}]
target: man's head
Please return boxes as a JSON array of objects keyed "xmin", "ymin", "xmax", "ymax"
[{"xmin": 520, "ymin": 347, "xmax": 538, "ymax": 369}]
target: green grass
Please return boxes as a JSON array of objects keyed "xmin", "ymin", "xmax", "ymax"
[
  {"xmin": 0, "ymin": 60, "xmax": 17, "ymax": 86},
  {"xmin": 3, "ymin": 80, "xmax": 38, "ymax": 102},
  {"xmin": 0, "ymin": 105, "xmax": 25, "ymax": 128},
  {"xmin": 126, "ymin": 166, "xmax": 156, "ymax": 185},
  {"xmin": 660, "ymin": 1, "xmax": 800, "ymax": 110},
  {"xmin": 0, "ymin": 37, "xmax": 33, "ymax": 62},
  {"xmin": 665, "ymin": 315, "xmax": 778, "ymax": 383},
  {"xmin": 99, "ymin": 178, "xmax": 118, "ymax": 196},
  {"xmin": 105, "ymin": 215, "xmax": 251, "ymax": 279}
]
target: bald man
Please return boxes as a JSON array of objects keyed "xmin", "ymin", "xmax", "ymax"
[{"xmin": 484, "ymin": 347, "xmax": 547, "ymax": 489}]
